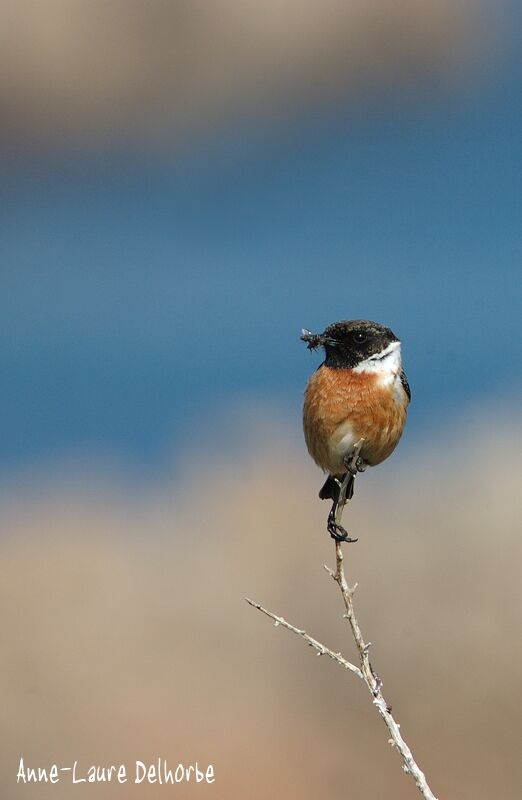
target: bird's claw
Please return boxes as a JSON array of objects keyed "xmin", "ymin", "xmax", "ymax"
[
  {"xmin": 343, "ymin": 454, "xmax": 367, "ymax": 475},
  {"xmin": 327, "ymin": 519, "xmax": 358, "ymax": 543}
]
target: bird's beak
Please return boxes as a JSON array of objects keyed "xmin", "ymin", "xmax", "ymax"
[{"xmin": 300, "ymin": 329, "xmax": 331, "ymax": 350}]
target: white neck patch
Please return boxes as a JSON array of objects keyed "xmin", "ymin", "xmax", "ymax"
[{"xmin": 352, "ymin": 340, "xmax": 402, "ymax": 384}]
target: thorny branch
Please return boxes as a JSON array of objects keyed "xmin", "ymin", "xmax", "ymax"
[{"xmin": 246, "ymin": 467, "xmax": 438, "ymax": 800}]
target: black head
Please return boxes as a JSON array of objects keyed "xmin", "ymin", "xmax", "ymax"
[{"xmin": 301, "ymin": 319, "xmax": 400, "ymax": 369}]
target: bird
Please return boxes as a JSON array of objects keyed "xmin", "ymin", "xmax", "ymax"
[{"xmin": 302, "ymin": 319, "xmax": 410, "ymax": 542}]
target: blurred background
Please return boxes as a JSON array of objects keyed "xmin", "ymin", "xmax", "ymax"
[{"xmin": 1, "ymin": 1, "xmax": 521, "ymax": 798}]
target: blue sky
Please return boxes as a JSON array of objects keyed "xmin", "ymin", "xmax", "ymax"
[{"xmin": 2, "ymin": 61, "xmax": 521, "ymax": 473}]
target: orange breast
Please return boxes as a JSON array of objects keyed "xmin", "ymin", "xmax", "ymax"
[{"xmin": 303, "ymin": 366, "xmax": 408, "ymax": 475}]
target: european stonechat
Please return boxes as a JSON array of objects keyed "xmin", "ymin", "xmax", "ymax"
[{"xmin": 302, "ymin": 319, "xmax": 410, "ymax": 542}]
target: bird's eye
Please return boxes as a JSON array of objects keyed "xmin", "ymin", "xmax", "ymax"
[{"xmin": 353, "ymin": 331, "xmax": 367, "ymax": 343}]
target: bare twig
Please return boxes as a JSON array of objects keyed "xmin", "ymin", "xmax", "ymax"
[
  {"xmin": 246, "ymin": 463, "xmax": 438, "ymax": 800},
  {"xmin": 245, "ymin": 598, "xmax": 362, "ymax": 678}
]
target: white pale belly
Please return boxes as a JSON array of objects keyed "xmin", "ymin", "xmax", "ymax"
[{"xmin": 332, "ymin": 421, "xmax": 358, "ymax": 461}]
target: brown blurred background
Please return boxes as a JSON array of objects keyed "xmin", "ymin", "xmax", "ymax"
[
  {"xmin": 0, "ymin": 0, "xmax": 494, "ymax": 149},
  {"xmin": 2, "ymin": 406, "xmax": 521, "ymax": 799},
  {"xmin": 1, "ymin": 1, "xmax": 521, "ymax": 798}
]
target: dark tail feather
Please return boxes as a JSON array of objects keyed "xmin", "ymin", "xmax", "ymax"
[
  {"xmin": 319, "ymin": 475, "xmax": 339, "ymax": 500},
  {"xmin": 319, "ymin": 473, "xmax": 354, "ymax": 501}
]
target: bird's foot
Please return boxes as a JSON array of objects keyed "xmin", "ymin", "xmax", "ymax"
[
  {"xmin": 343, "ymin": 453, "xmax": 368, "ymax": 476},
  {"xmin": 343, "ymin": 437, "xmax": 367, "ymax": 476},
  {"xmin": 355, "ymin": 456, "xmax": 368, "ymax": 473},
  {"xmin": 327, "ymin": 516, "xmax": 358, "ymax": 543}
]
